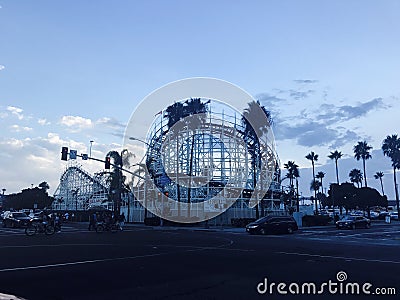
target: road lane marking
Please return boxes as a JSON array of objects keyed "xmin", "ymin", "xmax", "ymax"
[
  {"xmin": 0, "ymin": 239, "xmax": 236, "ymax": 273},
  {"xmin": 277, "ymin": 251, "xmax": 400, "ymax": 264},
  {"xmin": 0, "ymin": 243, "xmax": 114, "ymax": 249},
  {"xmin": 0, "ymin": 253, "xmax": 169, "ymax": 273}
]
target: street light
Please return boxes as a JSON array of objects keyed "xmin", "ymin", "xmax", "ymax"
[
  {"xmin": 129, "ymin": 137, "xmax": 151, "ymax": 147},
  {"xmin": 89, "ymin": 140, "xmax": 94, "ymax": 158}
]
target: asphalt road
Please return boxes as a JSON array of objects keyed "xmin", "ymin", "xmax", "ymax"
[{"xmin": 0, "ymin": 222, "xmax": 399, "ymax": 300}]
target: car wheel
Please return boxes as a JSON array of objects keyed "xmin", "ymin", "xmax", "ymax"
[
  {"xmin": 287, "ymin": 226, "xmax": 293, "ymax": 234},
  {"xmin": 96, "ymin": 224, "xmax": 104, "ymax": 233},
  {"xmin": 260, "ymin": 228, "xmax": 266, "ymax": 235}
]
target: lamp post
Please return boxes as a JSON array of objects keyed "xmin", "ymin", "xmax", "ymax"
[
  {"xmin": 89, "ymin": 140, "xmax": 94, "ymax": 158},
  {"xmin": 129, "ymin": 137, "xmax": 155, "ymax": 221}
]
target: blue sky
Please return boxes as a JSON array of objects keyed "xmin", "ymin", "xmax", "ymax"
[{"xmin": 0, "ymin": 1, "xmax": 399, "ymax": 200}]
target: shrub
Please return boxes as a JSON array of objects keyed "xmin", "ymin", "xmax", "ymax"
[
  {"xmin": 144, "ymin": 217, "xmax": 161, "ymax": 226},
  {"xmin": 302, "ymin": 215, "xmax": 332, "ymax": 227},
  {"xmin": 231, "ymin": 218, "xmax": 256, "ymax": 227}
]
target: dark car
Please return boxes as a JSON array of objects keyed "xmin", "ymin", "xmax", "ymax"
[
  {"xmin": 336, "ymin": 216, "xmax": 371, "ymax": 229},
  {"xmin": 2, "ymin": 212, "xmax": 31, "ymax": 228},
  {"xmin": 246, "ymin": 216, "xmax": 298, "ymax": 235}
]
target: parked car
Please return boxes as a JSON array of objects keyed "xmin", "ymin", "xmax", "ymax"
[
  {"xmin": 389, "ymin": 212, "xmax": 399, "ymax": 220},
  {"xmin": 2, "ymin": 212, "xmax": 31, "ymax": 228},
  {"xmin": 378, "ymin": 211, "xmax": 390, "ymax": 220},
  {"xmin": 368, "ymin": 211, "xmax": 379, "ymax": 219},
  {"xmin": 246, "ymin": 216, "xmax": 298, "ymax": 235},
  {"xmin": 336, "ymin": 216, "xmax": 370, "ymax": 229}
]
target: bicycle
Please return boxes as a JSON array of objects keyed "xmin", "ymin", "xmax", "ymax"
[
  {"xmin": 95, "ymin": 221, "xmax": 119, "ymax": 233},
  {"xmin": 25, "ymin": 220, "xmax": 55, "ymax": 236}
]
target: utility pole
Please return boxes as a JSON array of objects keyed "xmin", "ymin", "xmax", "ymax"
[{"xmin": 89, "ymin": 140, "xmax": 94, "ymax": 158}]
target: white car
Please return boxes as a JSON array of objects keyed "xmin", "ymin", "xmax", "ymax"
[{"xmin": 369, "ymin": 211, "xmax": 379, "ymax": 219}]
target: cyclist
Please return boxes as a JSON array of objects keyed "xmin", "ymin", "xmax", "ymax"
[{"xmin": 35, "ymin": 211, "xmax": 49, "ymax": 232}]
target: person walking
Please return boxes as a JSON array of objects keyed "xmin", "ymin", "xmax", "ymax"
[
  {"xmin": 118, "ymin": 213, "xmax": 126, "ymax": 231},
  {"xmin": 88, "ymin": 212, "xmax": 97, "ymax": 231}
]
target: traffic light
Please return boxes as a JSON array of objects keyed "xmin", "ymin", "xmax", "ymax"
[
  {"xmin": 61, "ymin": 147, "xmax": 68, "ymax": 161},
  {"xmin": 105, "ymin": 157, "xmax": 111, "ymax": 169}
]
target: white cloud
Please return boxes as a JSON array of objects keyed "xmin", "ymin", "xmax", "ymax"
[
  {"xmin": 38, "ymin": 118, "xmax": 50, "ymax": 125},
  {"xmin": 96, "ymin": 117, "xmax": 125, "ymax": 128},
  {"xmin": 0, "ymin": 65, "xmax": 4, "ymax": 71},
  {"xmin": 7, "ymin": 106, "xmax": 24, "ymax": 120},
  {"xmin": 10, "ymin": 124, "xmax": 33, "ymax": 132},
  {"xmin": 1, "ymin": 138, "xmax": 25, "ymax": 148},
  {"xmin": 60, "ymin": 115, "xmax": 93, "ymax": 132}
]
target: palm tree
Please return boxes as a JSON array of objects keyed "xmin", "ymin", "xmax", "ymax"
[
  {"xmin": 305, "ymin": 151, "xmax": 319, "ymax": 213},
  {"xmin": 374, "ymin": 171, "xmax": 385, "ymax": 195},
  {"xmin": 328, "ymin": 150, "xmax": 342, "ymax": 184},
  {"xmin": 382, "ymin": 134, "xmax": 400, "ymax": 217},
  {"xmin": 283, "ymin": 161, "xmax": 299, "ymax": 188},
  {"xmin": 184, "ymin": 98, "xmax": 208, "ymax": 218},
  {"xmin": 38, "ymin": 181, "xmax": 50, "ymax": 192},
  {"xmin": 353, "ymin": 141, "xmax": 372, "ymax": 187},
  {"xmin": 106, "ymin": 151, "xmax": 123, "ymax": 214},
  {"xmin": 310, "ymin": 179, "xmax": 321, "ymax": 194},
  {"xmin": 242, "ymin": 100, "xmax": 272, "ymax": 219},
  {"xmin": 349, "ymin": 168, "xmax": 363, "ymax": 188},
  {"xmin": 165, "ymin": 102, "xmax": 185, "ymax": 129},
  {"xmin": 315, "ymin": 171, "xmax": 326, "ymax": 194},
  {"xmin": 283, "ymin": 161, "xmax": 300, "ymax": 211}
]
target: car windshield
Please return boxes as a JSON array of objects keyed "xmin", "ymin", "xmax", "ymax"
[
  {"xmin": 12, "ymin": 212, "xmax": 28, "ymax": 218},
  {"xmin": 254, "ymin": 217, "xmax": 271, "ymax": 224}
]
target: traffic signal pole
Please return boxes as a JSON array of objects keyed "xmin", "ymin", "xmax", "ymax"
[{"xmin": 60, "ymin": 147, "xmax": 144, "ymax": 179}]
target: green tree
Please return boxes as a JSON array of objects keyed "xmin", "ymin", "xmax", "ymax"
[
  {"xmin": 305, "ymin": 151, "xmax": 319, "ymax": 213},
  {"xmin": 310, "ymin": 179, "xmax": 321, "ymax": 198},
  {"xmin": 184, "ymin": 98, "xmax": 208, "ymax": 218},
  {"xmin": 353, "ymin": 141, "xmax": 372, "ymax": 187},
  {"xmin": 349, "ymin": 168, "xmax": 363, "ymax": 188},
  {"xmin": 242, "ymin": 100, "xmax": 272, "ymax": 219},
  {"xmin": 283, "ymin": 161, "xmax": 298, "ymax": 189},
  {"xmin": 373, "ymin": 171, "xmax": 385, "ymax": 196},
  {"xmin": 106, "ymin": 150, "xmax": 123, "ymax": 214},
  {"xmin": 283, "ymin": 161, "xmax": 300, "ymax": 212},
  {"xmin": 328, "ymin": 150, "xmax": 342, "ymax": 184},
  {"xmin": 315, "ymin": 171, "xmax": 326, "ymax": 194},
  {"xmin": 38, "ymin": 181, "xmax": 50, "ymax": 191},
  {"xmin": 382, "ymin": 134, "xmax": 400, "ymax": 217},
  {"xmin": 165, "ymin": 102, "xmax": 185, "ymax": 129}
]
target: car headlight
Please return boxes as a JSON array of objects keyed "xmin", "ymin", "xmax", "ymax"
[{"xmin": 247, "ymin": 225, "xmax": 259, "ymax": 229}]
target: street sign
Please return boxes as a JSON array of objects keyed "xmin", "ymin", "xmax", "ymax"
[
  {"xmin": 82, "ymin": 154, "xmax": 88, "ymax": 160},
  {"xmin": 70, "ymin": 150, "xmax": 77, "ymax": 159}
]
